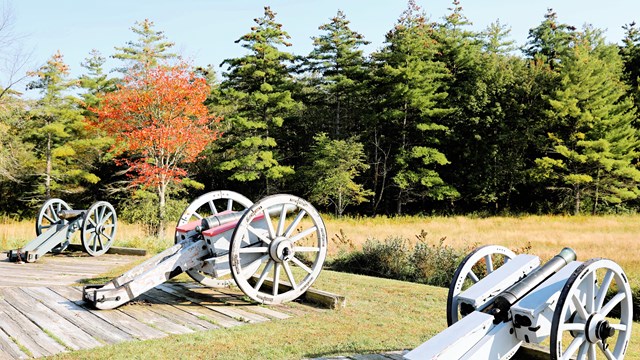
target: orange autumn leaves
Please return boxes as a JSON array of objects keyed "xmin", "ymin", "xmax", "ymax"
[{"xmin": 90, "ymin": 63, "xmax": 220, "ymax": 187}]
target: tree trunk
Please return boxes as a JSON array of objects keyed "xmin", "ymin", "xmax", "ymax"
[
  {"xmin": 45, "ymin": 133, "xmax": 52, "ymax": 199},
  {"xmin": 157, "ymin": 181, "xmax": 167, "ymax": 239},
  {"xmin": 574, "ymin": 186, "xmax": 581, "ymax": 216}
]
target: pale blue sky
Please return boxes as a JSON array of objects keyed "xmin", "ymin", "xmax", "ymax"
[{"xmin": 7, "ymin": 0, "xmax": 640, "ymax": 80}]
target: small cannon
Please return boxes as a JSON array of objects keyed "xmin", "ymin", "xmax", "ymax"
[
  {"xmin": 405, "ymin": 245, "xmax": 633, "ymax": 360},
  {"xmin": 83, "ymin": 190, "xmax": 327, "ymax": 309},
  {"xmin": 7, "ymin": 199, "xmax": 117, "ymax": 262}
]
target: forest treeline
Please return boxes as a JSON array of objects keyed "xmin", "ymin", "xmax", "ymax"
[{"xmin": 2, "ymin": 1, "xmax": 640, "ymax": 230}]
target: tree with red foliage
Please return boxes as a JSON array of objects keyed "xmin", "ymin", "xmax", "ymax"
[{"xmin": 91, "ymin": 63, "xmax": 220, "ymax": 237}]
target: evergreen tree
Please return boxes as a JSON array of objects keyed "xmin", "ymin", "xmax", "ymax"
[
  {"xmin": 434, "ymin": 0, "xmax": 486, "ymax": 212},
  {"xmin": 620, "ymin": 22, "xmax": 640, "ymax": 108},
  {"xmin": 25, "ymin": 51, "xmax": 99, "ymax": 200},
  {"xmin": 304, "ymin": 133, "xmax": 373, "ymax": 216},
  {"xmin": 217, "ymin": 6, "xmax": 300, "ymax": 195},
  {"xmin": 534, "ymin": 28, "xmax": 640, "ymax": 214},
  {"xmin": 523, "ymin": 8, "xmax": 576, "ymax": 69},
  {"xmin": 304, "ymin": 10, "xmax": 370, "ymax": 139},
  {"xmin": 370, "ymin": 0, "xmax": 456, "ymax": 214},
  {"xmin": 112, "ymin": 19, "xmax": 177, "ymax": 72}
]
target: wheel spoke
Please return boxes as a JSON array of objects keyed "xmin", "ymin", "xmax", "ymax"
[
  {"xmin": 576, "ymin": 341, "xmax": 589, "ymax": 360},
  {"xmin": 103, "ymin": 224, "xmax": 116, "ymax": 229},
  {"xmin": 273, "ymin": 263, "xmax": 281, "ymax": 296},
  {"xmin": 263, "ymin": 209, "xmax": 276, "ymax": 240},
  {"xmin": 240, "ymin": 254, "xmax": 268, "ymax": 278},
  {"xmin": 192, "ymin": 212, "xmax": 203, "ymax": 220},
  {"xmin": 43, "ymin": 213, "xmax": 55, "ymax": 223},
  {"xmin": 585, "ymin": 271, "xmax": 595, "ymax": 313},
  {"xmin": 248, "ymin": 225, "xmax": 272, "ymax": 245},
  {"xmin": 562, "ymin": 334, "xmax": 586, "ymax": 360},
  {"xmin": 485, "ymin": 255, "xmax": 494, "ymax": 274},
  {"xmin": 291, "ymin": 256, "xmax": 313, "ymax": 274},
  {"xmin": 561, "ymin": 322, "xmax": 585, "ymax": 332},
  {"xmin": 468, "ymin": 270, "xmax": 480, "ymax": 283},
  {"xmin": 594, "ymin": 270, "xmax": 614, "ymax": 311},
  {"xmin": 600, "ymin": 292, "xmax": 625, "ymax": 317},
  {"xmin": 293, "ymin": 246, "xmax": 320, "ymax": 252},
  {"xmin": 572, "ymin": 293, "xmax": 589, "ymax": 320},
  {"xmin": 254, "ymin": 260, "xmax": 274, "ymax": 291},
  {"xmin": 99, "ymin": 206, "xmax": 106, "ymax": 222},
  {"xmin": 238, "ymin": 246, "xmax": 269, "ymax": 254},
  {"xmin": 284, "ymin": 210, "xmax": 306, "ymax": 238},
  {"xmin": 610, "ymin": 323, "xmax": 627, "ymax": 331},
  {"xmin": 276, "ymin": 204, "xmax": 287, "ymax": 236},
  {"xmin": 587, "ymin": 343, "xmax": 596, "ymax": 360},
  {"xmin": 102, "ymin": 232, "xmax": 113, "ymax": 242},
  {"xmin": 226, "ymin": 198, "xmax": 233, "ymax": 211},
  {"xmin": 283, "ymin": 262, "xmax": 298, "ymax": 290},
  {"xmin": 104, "ymin": 211, "xmax": 114, "ymax": 222},
  {"xmin": 289, "ymin": 226, "xmax": 317, "ymax": 243},
  {"xmin": 208, "ymin": 200, "xmax": 218, "ymax": 214},
  {"xmin": 597, "ymin": 342, "xmax": 616, "ymax": 360}
]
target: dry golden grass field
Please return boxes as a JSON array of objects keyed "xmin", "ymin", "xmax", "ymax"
[
  {"xmin": 1, "ymin": 214, "xmax": 639, "ymax": 359},
  {"xmin": 2, "ymin": 214, "xmax": 639, "ymax": 285}
]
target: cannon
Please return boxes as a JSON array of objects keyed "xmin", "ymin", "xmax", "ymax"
[
  {"xmin": 7, "ymin": 199, "xmax": 117, "ymax": 262},
  {"xmin": 405, "ymin": 245, "xmax": 634, "ymax": 360},
  {"xmin": 83, "ymin": 190, "xmax": 327, "ymax": 309}
]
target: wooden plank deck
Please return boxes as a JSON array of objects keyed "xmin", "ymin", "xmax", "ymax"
[{"xmin": 0, "ymin": 253, "xmax": 319, "ymax": 359}]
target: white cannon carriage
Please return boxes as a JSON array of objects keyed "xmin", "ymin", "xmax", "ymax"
[
  {"xmin": 405, "ymin": 245, "xmax": 633, "ymax": 360},
  {"xmin": 7, "ymin": 199, "xmax": 117, "ymax": 262},
  {"xmin": 83, "ymin": 190, "xmax": 327, "ymax": 309}
]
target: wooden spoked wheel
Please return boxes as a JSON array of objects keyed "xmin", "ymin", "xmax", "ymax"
[
  {"xmin": 229, "ymin": 194, "xmax": 327, "ymax": 304},
  {"xmin": 81, "ymin": 201, "xmax": 117, "ymax": 256},
  {"xmin": 175, "ymin": 190, "xmax": 253, "ymax": 287},
  {"xmin": 447, "ymin": 245, "xmax": 516, "ymax": 326},
  {"xmin": 36, "ymin": 198, "xmax": 72, "ymax": 252},
  {"xmin": 550, "ymin": 258, "xmax": 633, "ymax": 360},
  {"xmin": 36, "ymin": 198, "xmax": 71, "ymax": 235}
]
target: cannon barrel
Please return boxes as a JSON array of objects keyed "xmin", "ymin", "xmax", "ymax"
[
  {"xmin": 486, "ymin": 247, "xmax": 576, "ymax": 322},
  {"xmin": 200, "ymin": 211, "xmax": 245, "ymax": 231}
]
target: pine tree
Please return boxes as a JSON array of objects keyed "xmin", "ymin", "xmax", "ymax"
[
  {"xmin": 523, "ymin": 8, "xmax": 576, "ymax": 69},
  {"xmin": 620, "ymin": 22, "xmax": 640, "ymax": 108},
  {"xmin": 304, "ymin": 10, "xmax": 370, "ymax": 139},
  {"xmin": 371, "ymin": 0, "xmax": 456, "ymax": 214},
  {"xmin": 217, "ymin": 6, "xmax": 300, "ymax": 194},
  {"xmin": 535, "ymin": 28, "xmax": 640, "ymax": 214},
  {"xmin": 25, "ymin": 51, "xmax": 99, "ymax": 200},
  {"xmin": 112, "ymin": 19, "xmax": 177, "ymax": 72}
]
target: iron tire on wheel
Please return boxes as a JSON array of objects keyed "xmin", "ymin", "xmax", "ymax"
[
  {"xmin": 81, "ymin": 201, "xmax": 117, "ymax": 256},
  {"xmin": 446, "ymin": 244, "xmax": 516, "ymax": 326},
  {"xmin": 229, "ymin": 194, "xmax": 327, "ymax": 305},
  {"xmin": 36, "ymin": 198, "xmax": 72, "ymax": 253},
  {"xmin": 175, "ymin": 190, "xmax": 253, "ymax": 288},
  {"xmin": 550, "ymin": 258, "xmax": 633, "ymax": 360}
]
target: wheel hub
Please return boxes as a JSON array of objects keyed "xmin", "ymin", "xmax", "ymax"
[
  {"xmin": 95, "ymin": 223, "xmax": 104, "ymax": 234},
  {"xmin": 269, "ymin": 237, "xmax": 295, "ymax": 263},
  {"xmin": 586, "ymin": 313, "xmax": 615, "ymax": 343}
]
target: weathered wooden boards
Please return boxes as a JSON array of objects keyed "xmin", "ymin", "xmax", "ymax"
[
  {"xmin": 0, "ymin": 282, "xmax": 306, "ymax": 359},
  {"xmin": 0, "ymin": 252, "xmax": 136, "ymax": 287}
]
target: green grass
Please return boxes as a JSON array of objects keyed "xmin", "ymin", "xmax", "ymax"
[{"xmin": 49, "ymin": 269, "xmax": 640, "ymax": 360}]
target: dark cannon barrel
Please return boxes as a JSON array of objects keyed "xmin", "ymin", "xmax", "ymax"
[
  {"xmin": 57, "ymin": 209, "xmax": 86, "ymax": 220},
  {"xmin": 487, "ymin": 247, "xmax": 576, "ymax": 322},
  {"xmin": 200, "ymin": 211, "xmax": 246, "ymax": 231}
]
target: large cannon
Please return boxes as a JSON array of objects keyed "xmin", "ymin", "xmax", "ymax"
[
  {"xmin": 83, "ymin": 190, "xmax": 327, "ymax": 309},
  {"xmin": 7, "ymin": 199, "xmax": 117, "ymax": 262},
  {"xmin": 405, "ymin": 245, "xmax": 633, "ymax": 360}
]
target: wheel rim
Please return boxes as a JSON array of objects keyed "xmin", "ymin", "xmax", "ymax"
[
  {"xmin": 447, "ymin": 245, "xmax": 516, "ymax": 325},
  {"xmin": 230, "ymin": 194, "xmax": 327, "ymax": 304},
  {"xmin": 81, "ymin": 201, "xmax": 117, "ymax": 256},
  {"xmin": 551, "ymin": 258, "xmax": 633, "ymax": 360},
  {"xmin": 36, "ymin": 199, "xmax": 72, "ymax": 253},
  {"xmin": 36, "ymin": 198, "xmax": 71, "ymax": 235},
  {"xmin": 176, "ymin": 190, "xmax": 253, "ymax": 287}
]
